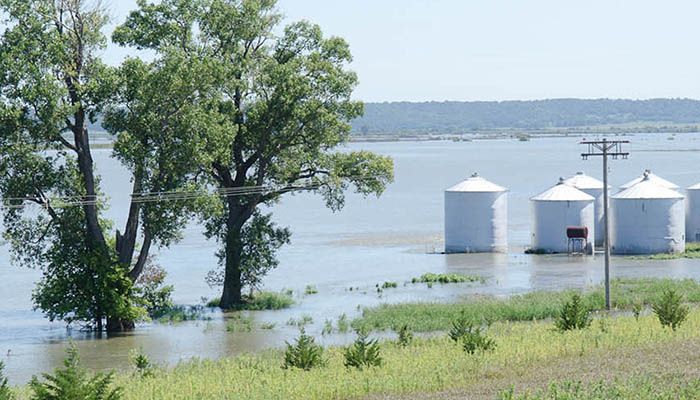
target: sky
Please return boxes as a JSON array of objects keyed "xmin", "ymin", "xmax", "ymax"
[{"xmin": 103, "ymin": 0, "xmax": 700, "ymax": 102}]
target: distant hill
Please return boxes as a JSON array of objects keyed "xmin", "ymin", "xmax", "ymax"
[{"xmin": 351, "ymin": 99, "xmax": 700, "ymax": 134}]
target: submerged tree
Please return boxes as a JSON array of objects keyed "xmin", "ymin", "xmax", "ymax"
[
  {"xmin": 115, "ymin": 0, "xmax": 394, "ymax": 308},
  {"xmin": 0, "ymin": 0, "xmax": 203, "ymax": 330}
]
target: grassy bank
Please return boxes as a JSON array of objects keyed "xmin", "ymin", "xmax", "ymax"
[
  {"xmin": 352, "ymin": 278, "xmax": 700, "ymax": 332},
  {"xmin": 643, "ymin": 243, "xmax": 700, "ymax": 260},
  {"xmin": 9, "ymin": 307, "xmax": 700, "ymax": 400}
]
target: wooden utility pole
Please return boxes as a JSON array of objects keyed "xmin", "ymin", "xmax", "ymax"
[{"xmin": 581, "ymin": 138, "xmax": 629, "ymax": 310}]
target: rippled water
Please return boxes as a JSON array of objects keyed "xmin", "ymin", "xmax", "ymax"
[{"xmin": 2, "ymin": 133, "xmax": 700, "ymax": 383}]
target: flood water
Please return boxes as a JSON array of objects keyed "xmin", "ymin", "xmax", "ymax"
[{"xmin": 2, "ymin": 132, "xmax": 700, "ymax": 384}]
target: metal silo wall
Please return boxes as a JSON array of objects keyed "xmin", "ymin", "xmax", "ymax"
[
  {"xmin": 579, "ymin": 187, "xmax": 604, "ymax": 247},
  {"xmin": 687, "ymin": 189, "xmax": 700, "ymax": 242},
  {"xmin": 611, "ymin": 198, "xmax": 686, "ymax": 254},
  {"xmin": 444, "ymin": 191, "xmax": 508, "ymax": 253},
  {"xmin": 530, "ymin": 200, "xmax": 595, "ymax": 253}
]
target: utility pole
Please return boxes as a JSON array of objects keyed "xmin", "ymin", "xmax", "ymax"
[{"xmin": 581, "ymin": 138, "xmax": 629, "ymax": 310}]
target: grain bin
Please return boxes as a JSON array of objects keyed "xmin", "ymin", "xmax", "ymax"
[
  {"xmin": 620, "ymin": 169, "xmax": 679, "ymax": 190},
  {"xmin": 444, "ymin": 173, "xmax": 508, "ymax": 253},
  {"xmin": 686, "ymin": 182, "xmax": 700, "ymax": 242},
  {"xmin": 564, "ymin": 172, "xmax": 606, "ymax": 247},
  {"xmin": 611, "ymin": 175, "xmax": 685, "ymax": 255},
  {"xmin": 530, "ymin": 178, "xmax": 595, "ymax": 254}
]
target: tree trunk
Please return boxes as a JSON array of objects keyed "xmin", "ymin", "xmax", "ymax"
[
  {"xmin": 106, "ymin": 317, "xmax": 135, "ymax": 332},
  {"xmin": 220, "ymin": 218, "xmax": 244, "ymax": 309},
  {"xmin": 219, "ymin": 200, "xmax": 254, "ymax": 309}
]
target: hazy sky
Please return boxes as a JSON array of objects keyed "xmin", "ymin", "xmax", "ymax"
[{"xmin": 104, "ymin": 0, "xmax": 700, "ymax": 102}]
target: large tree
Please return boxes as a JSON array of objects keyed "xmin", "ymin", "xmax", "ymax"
[
  {"xmin": 0, "ymin": 0, "xmax": 200, "ymax": 330},
  {"xmin": 115, "ymin": 0, "xmax": 394, "ymax": 308}
]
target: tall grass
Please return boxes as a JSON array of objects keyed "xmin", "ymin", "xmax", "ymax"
[
  {"xmin": 353, "ymin": 278, "xmax": 700, "ymax": 332},
  {"xmin": 643, "ymin": 242, "xmax": 700, "ymax": 260},
  {"xmin": 88, "ymin": 308, "xmax": 700, "ymax": 400}
]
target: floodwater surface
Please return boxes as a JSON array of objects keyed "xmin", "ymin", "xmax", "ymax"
[{"xmin": 2, "ymin": 133, "xmax": 700, "ymax": 383}]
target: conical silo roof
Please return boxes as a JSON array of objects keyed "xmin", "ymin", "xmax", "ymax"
[
  {"xmin": 620, "ymin": 170, "xmax": 679, "ymax": 190},
  {"xmin": 446, "ymin": 173, "xmax": 507, "ymax": 193},
  {"xmin": 531, "ymin": 177, "xmax": 595, "ymax": 202},
  {"xmin": 688, "ymin": 182, "xmax": 700, "ymax": 190},
  {"xmin": 563, "ymin": 172, "xmax": 605, "ymax": 190},
  {"xmin": 613, "ymin": 176, "xmax": 684, "ymax": 200}
]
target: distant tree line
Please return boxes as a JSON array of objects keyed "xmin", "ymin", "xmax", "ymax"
[{"xmin": 351, "ymin": 99, "xmax": 700, "ymax": 134}]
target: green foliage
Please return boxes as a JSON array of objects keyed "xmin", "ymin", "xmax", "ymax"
[
  {"xmin": 29, "ymin": 344, "xmax": 122, "ymax": 400},
  {"xmin": 336, "ymin": 314, "xmax": 350, "ymax": 333},
  {"xmin": 134, "ymin": 261, "xmax": 174, "ymax": 319},
  {"xmin": 287, "ymin": 315, "xmax": 313, "ymax": 328},
  {"xmin": 644, "ymin": 243, "xmax": 700, "ymax": 260},
  {"xmin": 350, "ymin": 99, "xmax": 700, "ymax": 134},
  {"xmin": 156, "ymin": 306, "xmax": 209, "ymax": 324},
  {"xmin": 283, "ymin": 329, "xmax": 324, "ymax": 371},
  {"xmin": 128, "ymin": 349, "xmax": 155, "ymax": 378},
  {"xmin": 226, "ymin": 314, "xmax": 254, "ymax": 333},
  {"xmin": 381, "ymin": 281, "xmax": 398, "ymax": 289},
  {"xmin": 411, "ymin": 273, "xmax": 483, "ymax": 284},
  {"xmin": 449, "ymin": 312, "xmax": 475, "ymax": 343},
  {"xmin": 632, "ymin": 302, "xmax": 643, "ymax": 321},
  {"xmin": 115, "ymin": 0, "xmax": 393, "ymax": 307},
  {"xmin": 396, "ymin": 324, "xmax": 413, "ymax": 347},
  {"xmin": 343, "ymin": 330, "xmax": 382, "ymax": 370},
  {"xmin": 207, "ymin": 291, "xmax": 294, "ymax": 311},
  {"xmin": 461, "ymin": 326, "xmax": 496, "ymax": 355},
  {"xmin": 322, "ymin": 319, "xmax": 333, "ymax": 335},
  {"xmin": 352, "ymin": 278, "xmax": 700, "ymax": 333},
  {"xmin": 0, "ymin": 361, "xmax": 13, "ymax": 400},
  {"xmin": 260, "ymin": 322, "xmax": 276, "ymax": 330},
  {"xmin": 304, "ymin": 285, "xmax": 318, "ymax": 295},
  {"xmin": 653, "ymin": 289, "xmax": 689, "ymax": 330},
  {"xmin": 555, "ymin": 294, "xmax": 592, "ymax": 332}
]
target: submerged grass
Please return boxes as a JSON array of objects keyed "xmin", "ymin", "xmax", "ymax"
[
  {"xmin": 642, "ymin": 242, "xmax": 700, "ymax": 260},
  {"xmin": 353, "ymin": 278, "xmax": 700, "ymax": 332},
  {"xmin": 207, "ymin": 291, "xmax": 294, "ymax": 311},
  {"xmin": 68, "ymin": 308, "xmax": 700, "ymax": 399},
  {"xmin": 411, "ymin": 272, "xmax": 484, "ymax": 284}
]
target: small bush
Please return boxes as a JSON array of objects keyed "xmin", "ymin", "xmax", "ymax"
[
  {"xmin": 29, "ymin": 344, "xmax": 122, "ymax": 400},
  {"xmin": 134, "ymin": 261, "xmax": 174, "ymax": 319},
  {"xmin": 0, "ymin": 361, "xmax": 13, "ymax": 400},
  {"xmin": 381, "ymin": 281, "xmax": 398, "ymax": 289},
  {"xmin": 128, "ymin": 349, "xmax": 155, "ymax": 378},
  {"xmin": 461, "ymin": 326, "xmax": 496, "ymax": 355},
  {"xmin": 304, "ymin": 285, "xmax": 318, "ymax": 295},
  {"xmin": 283, "ymin": 329, "xmax": 324, "ymax": 371},
  {"xmin": 245, "ymin": 291, "xmax": 294, "ymax": 310},
  {"xmin": 555, "ymin": 294, "xmax": 591, "ymax": 332},
  {"xmin": 397, "ymin": 324, "xmax": 413, "ymax": 347},
  {"xmin": 653, "ymin": 288, "xmax": 689, "ymax": 330},
  {"xmin": 448, "ymin": 312, "xmax": 473, "ymax": 343},
  {"xmin": 344, "ymin": 330, "xmax": 382, "ymax": 370}
]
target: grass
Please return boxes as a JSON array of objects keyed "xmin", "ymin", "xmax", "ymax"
[
  {"xmin": 287, "ymin": 314, "xmax": 313, "ymax": 328},
  {"xmin": 500, "ymin": 376, "xmax": 700, "ymax": 399},
  {"xmin": 225, "ymin": 314, "xmax": 254, "ymax": 333},
  {"xmin": 410, "ymin": 272, "xmax": 484, "ymax": 284},
  {"xmin": 353, "ymin": 278, "xmax": 700, "ymax": 332},
  {"xmin": 641, "ymin": 242, "xmax": 700, "ymax": 260},
  {"xmin": 13, "ymin": 307, "xmax": 697, "ymax": 400},
  {"xmin": 304, "ymin": 285, "xmax": 318, "ymax": 295},
  {"xmin": 207, "ymin": 291, "xmax": 294, "ymax": 310},
  {"xmin": 156, "ymin": 306, "xmax": 211, "ymax": 323}
]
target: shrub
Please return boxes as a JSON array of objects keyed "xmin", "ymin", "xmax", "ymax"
[
  {"xmin": 283, "ymin": 329, "xmax": 324, "ymax": 371},
  {"xmin": 134, "ymin": 261, "xmax": 174, "ymax": 319},
  {"xmin": 344, "ymin": 330, "xmax": 382, "ymax": 370},
  {"xmin": 461, "ymin": 326, "xmax": 496, "ymax": 355},
  {"xmin": 245, "ymin": 291, "xmax": 294, "ymax": 310},
  {"xmin": 397, "ymin": 324, "xmax": 413, "ymax": 347},
  {"xmin": 29, "ymin": 344, "xmax": 122, "ymax": 400},
  {"xmin": 448, "ymin": 312, "xmax": 473, "ymax": 343},
  {"xmin": 381, "ymin": 281, "xmax": 398, "ymax": 289},
  {"xmin": 304, "ymin": 285, "xmax": 318, "ymax": 295},
  {"xmin": 0, "ymin": 361, "xmax": 13, "ymax": 400},
  {"xmin": 555, "ymin": 294, "xmax": 591, "ymax": 332},
  {"xmin": 653, "ymin": 289, "xmax": 689, "ymax": 330},
  {"xmin": 128, "ymin": 349, "xmax": 155, "ymax": 378}
]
